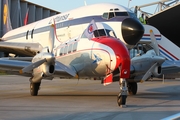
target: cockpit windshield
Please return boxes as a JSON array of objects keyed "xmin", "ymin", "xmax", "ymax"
[
  {"xmin": 81, "ymin": 22, "xmax": 117, "ymax": 39},
  {"xmin": 94, "ymin": 29, "xmax": 117, "ymax": 38},
  {"xmin": 81, "ymin": 28, "xmax": 117, "ymax": 39},
  {"xmin": 102, "ymin": 12, "xmax": 129, "ymax": 20}
]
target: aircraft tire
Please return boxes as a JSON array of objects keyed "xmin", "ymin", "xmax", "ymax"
[
  {"xmin": 117, "ymin": 94, "xmax": 127, "ymax": 106},
  {"xmin": 30, "ymin": 82, "xmax": 40, "ymax": 96},
  {"xmin": 128, "ymin": 82, "xmax": 137, "ymax": 95}
]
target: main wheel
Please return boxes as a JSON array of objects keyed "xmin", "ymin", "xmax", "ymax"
[
  {"xmin": 30, "ymin": 82, "xmax": 41, "ymax": 96},
  {"xmin": 117, "ymin": 94, "xmax": 127, "ymax": 106},
  {"xmin": 127, "ymin": 82, "xmax": 137, "ymax": 95}
]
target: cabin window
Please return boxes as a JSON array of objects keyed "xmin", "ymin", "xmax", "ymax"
[
  {"xmin": 26, "ymin": 30, "xmax": 29, "ymax": 40},
  {"xmin": 64, "ymin": 46, "xmax": 68, "ymax": 55},
  {"xmin": 114, "ymin": 8, "xmax": 119, "ymax": 11},
  {"xmin": 60, "ymin": 47, "xmax": 64, "ymax": 56},
  {"xmin": 72, "ymin": 42, "xmax": 77, "ymax": 52},
  {"xmin": 31, "ymin": 29, "xmax": 34, "ymax": 39},
  {"xmin": 68, "ymin": 44, "xmax": 72, "ymax": 53}
]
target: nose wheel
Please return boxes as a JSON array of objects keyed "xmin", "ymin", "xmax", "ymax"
[
  {"xmin": 117, "ymin": 94, "xmax": 127, "ymax": 106},
  {"xmin": 117, "ymin": 78, "xmax": 127, "ymax": 107}
]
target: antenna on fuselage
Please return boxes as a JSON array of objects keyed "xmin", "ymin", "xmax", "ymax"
[
  {"xmin": 84, "ymin": 0, "xmax": 87, "ymax": 6},
  {"xmin": 128, "ymin": 0, "xmax": 131, "ymax": 8}
]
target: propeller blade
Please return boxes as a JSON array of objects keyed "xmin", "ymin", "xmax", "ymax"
[
  {"xmin": 19, "ymin": 58, "xmax": 46, "ymax": 74},
  {"xmin": 49, "ymin": 23, "xmax": 55, "ymax": 53},
  {"xmin": 56, "ymin": 61, "xmax": 76, "ymax": 77},
  {"xmin": 141, "ymin": 62, "xmax": 157, "ymax": 82},
  {"xmin": 150, "ymin": 30, "xmax": 160, "ymax": 56}
]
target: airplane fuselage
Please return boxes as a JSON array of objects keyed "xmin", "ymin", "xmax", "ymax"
[{"xmin": 1, "ymin": 3, "xmax": 144, "ymax": 53}]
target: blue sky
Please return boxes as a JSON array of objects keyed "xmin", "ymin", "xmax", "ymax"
[{"xmin": 26, "ymin": 0, "xmax": 159, "ymax": 14}]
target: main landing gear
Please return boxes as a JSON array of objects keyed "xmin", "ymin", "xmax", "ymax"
[
  {"xmin": 117, "ymin": 78, "xmax": 127, "ymax": 107},
  {"xmin": 30, "ymin": 82, "xmax": 41, "ymax": 96}
]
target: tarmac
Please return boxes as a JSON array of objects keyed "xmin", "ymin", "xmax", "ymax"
[{"xmin": 0, "ymin": 75, "xmax": 180, "ymax": 120}]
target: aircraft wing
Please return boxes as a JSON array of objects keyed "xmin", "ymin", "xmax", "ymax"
[
  {"xmin": 162, "ymin": 60, "xmax": 180, "ymax": 74},
  {"xmin": 0, "ymin": 42, "xmax": 43, "ymax": 56},
  {"xmin": 0, "ymin": 58, "xmax": 75, "ymax": 78}
]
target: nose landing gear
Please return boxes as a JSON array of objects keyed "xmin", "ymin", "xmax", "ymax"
[{"xmin": 117, "ymin": 78, "xmax": 127, "ymax": 107}]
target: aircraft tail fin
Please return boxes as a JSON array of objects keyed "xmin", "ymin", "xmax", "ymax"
[
  {"xmin": 140, "ymin": 25, "xmax": 180, "ymax": 61},
  {"xmin": 2, "ymin": 0, "xmax": 12, "ymax": 35},
  {"xmin": 158, "ymin": 35, "xmax": 180, "ymax": 61}
]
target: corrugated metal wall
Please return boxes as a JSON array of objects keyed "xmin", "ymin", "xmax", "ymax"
[{"xmin": 0, "ymin": 0, "xmax": 60, "ymax": 37}]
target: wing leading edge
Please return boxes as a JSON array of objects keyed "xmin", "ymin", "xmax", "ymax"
[
  {"xmin": 0, "ymin": 42, "xmax": 43, "ymax": 56},
  {"xmin": 0, "ymin": 58, "xmax": 76, "ymax": 78}
]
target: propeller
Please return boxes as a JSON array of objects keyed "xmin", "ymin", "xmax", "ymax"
[
  {"xmin": 20, "ymin": 19, "xmax": 76, "ymax": 77},
  {"xmin": 56, "ymin": 61, "xmax": 76, "ymax": 77},
  {"xmin": 19, "ymin": 21, "xmax": 55, "ymax": 74},
  {"xmin": 141, "ymin": 30, "xmax": 165, "ymax": 82},
  {"xmin": 150, "ymin": 29, "xmax": 159, "ymax": 56},
  {"xmin": 141, "ymin": 63, "xmax": 157, "ymax": 82},
  {"xmin": 48, "ymin": 23, "xmax": 55, "ymax": 53},
  {"xmin": 19, "ymin": 58, "xmax": 46, "ymax": 74}
]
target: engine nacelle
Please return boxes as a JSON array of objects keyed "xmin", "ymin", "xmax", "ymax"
[
  {"xmin": 31, "ymin": 63, "xmax": 55, "ymax": 83},
  {"xmin": 31, "ymin": 72, "xmax": 44, "ymax": 83},
  {"xmin": 152, "ymin": 66, "xmax": 162, "ymax": 77},
  {"xmin": 41, "ymin": 63, "xmax": 55, "ymax": 76},
  {"xmin": 31, "ymin": 47, "xmax": 55, "ymax": 79}
]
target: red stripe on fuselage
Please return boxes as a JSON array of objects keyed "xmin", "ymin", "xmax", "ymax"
[
  {"xmin": 158, "ymin": 44, "xmax": 179, "ymax": 60},
  {"xmin": 143, "ymin": 34, "xmax": 161, "ymax": 37}
]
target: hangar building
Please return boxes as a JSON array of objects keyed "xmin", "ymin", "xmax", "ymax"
[{"xmin": 0, "ymin": 0, "xmax": 60, "ymax": 38}]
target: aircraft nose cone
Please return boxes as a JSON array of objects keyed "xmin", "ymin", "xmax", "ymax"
[
  {"xmin": 121, "ymin": 18, "xmax": 144, "ymax": 45},
  {"xmin": 92, "ymin": 37, "xmax": 130, "ymax": 78}
]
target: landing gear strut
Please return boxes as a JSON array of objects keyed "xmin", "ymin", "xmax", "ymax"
[
  {"xmin": 117, "ymin": 78, "xmax": 127, "ymax": 107},
  {"xmin": 127, "ymin": 82, "xmax": 137, "ymax": 95},
  {"xmin": 30, "ymin": 82, "xmax": 41, "ymax": 96}
]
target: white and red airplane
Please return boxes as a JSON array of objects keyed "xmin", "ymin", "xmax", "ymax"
[{"xmin": 0, "ymin": 2, "xmax": 145, "ymax": 106}]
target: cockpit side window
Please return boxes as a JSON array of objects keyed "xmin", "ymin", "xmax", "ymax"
[
  {"xmin": 102, "ymin": 13, "xmax": 109, "ymax": 19},
  {"xmin": 94, "ymin": 29, "xmax": 106, "ymax": 37},
  {"xmin": 109, "ymin": 12, "xmax": 115, "ymax": 19},
  {"xmin": 106, "ymin": 30, "xmax": 117, "ymax": 38}
]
